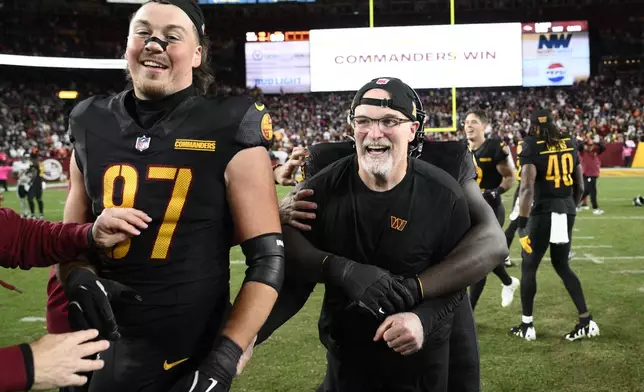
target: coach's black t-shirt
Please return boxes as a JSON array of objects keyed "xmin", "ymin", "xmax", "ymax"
[{"xmin": 303, "ymin": 155, "xmax": 470, "ymax": 374}]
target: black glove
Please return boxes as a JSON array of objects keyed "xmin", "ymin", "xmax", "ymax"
[
  {"xmin": 64, "ymin": 267, "xmax": 141, "ymax": 341},
  {"xmin": 323, "ymin": 255, "xmax": 416, "ymax": 319},
  {"xmin": 169, "ymin": 336, "xmax": 243, "ymax": 392},
  {"xmin": 482, "ymin": 188, "xmax": 502, "ymax": 209},
  {"xmin": 401, "ymin": 277, "xmax": 423, "ymax": 307}
]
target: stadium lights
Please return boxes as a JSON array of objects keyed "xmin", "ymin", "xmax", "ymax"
[
  {"xmin": 58, "ymin": 90, "xmax": 79, "ymax": 100},
  {"xmin": 0, "ymin": 54, "xmax": 126, "ymax": 69}
]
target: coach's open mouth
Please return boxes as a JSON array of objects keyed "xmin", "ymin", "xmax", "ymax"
[{"xmin": 366, "ymin": 146, "xmax": 390, "ymax": 155}]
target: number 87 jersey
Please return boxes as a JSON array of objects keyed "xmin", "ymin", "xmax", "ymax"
[
  {"xmin": 518, "ymin": 135, "xmax": 579, "ymax": 216},
  {"xmin": 68, "ymin": 92, "xmax": 272, "ymax": 335}
]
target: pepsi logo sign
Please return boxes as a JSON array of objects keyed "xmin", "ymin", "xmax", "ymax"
[{"xmin": 546, "ymin": 63, "xmax": 566, "ymax": 83}]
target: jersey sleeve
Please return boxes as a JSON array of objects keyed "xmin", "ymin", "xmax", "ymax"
[
  {"xmin": 67, "ymin": 97, "xmax": 96, "ymax": 174},
  {"xmin": 518, "ymin": 137, "xmax": 537, "ymax": 166},
  {"xmin": 458, "ymin": 148, "xmax": 478, "ymax": 185},
  {"xmin": 302, "ymin": 141, "xmax": 355, "ymax": 180},
  {"xmin": 234, "ymin": 100, "xmax": 273, "ymax": 150},
  {"xmin": 493, "ymin": 140, "xmax": 510, "ymax": 165}
]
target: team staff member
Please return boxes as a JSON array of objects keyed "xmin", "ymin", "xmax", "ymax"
[
  {"xmin": 511, "ymin": 110, "xmax": 599, "ymax": 341},
  {"xmin": 577, "ymin": 136, "xmax": 605, "ymax": 215},
  {"xmin": 0, "ymin": 206, "xmax": 150, "ymax": 392},
  {"xmin": 274, "ymin": 78, "xmax": 474, "ymax": 391},
  {"xmin": 464, "ymin": 111, "xmax": 519, "ymax": 309},
  {"xmin": 56, "ymin": 1, "xmax": 285, "ymax": 391}
]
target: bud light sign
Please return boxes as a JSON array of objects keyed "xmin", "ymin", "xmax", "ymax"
[{"xmin": 546, "ymin": 63, "xmax": 565, "ymax": 83}]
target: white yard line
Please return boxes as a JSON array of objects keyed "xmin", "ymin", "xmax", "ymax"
[
  {"xmin": 20, "ymin": 317, "xmax": 46, "ymax": 322},
  {"xmin": 583, "ymin": 253, "xmax": 604, "ymax": 264},
  {"xmin": 611, "ymin": 270, "xmax": 644, "ymax": 274},
  {"xmin": 577, "ymin": 216, "xmax": 644, "ymax": 220},
  {"xmin": 575, "ymin": 236, "xmax": 595, "ymax": 239}
]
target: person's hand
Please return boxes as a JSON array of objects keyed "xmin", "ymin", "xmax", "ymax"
[
  {"xmin": 323, "ymin": 255, "xmax": 416, "ymax": 319},
  {"xmin": 482, "ymin": 188, "xmax": 501, "ymax": 209},
  {"xmin": 517, "ymin": 217, "xmax": 532, "ymax": 254},
  {"xmin": 169, "ymin": 336, "xmax": 242, "ymax": 392},
  {"xmin": 91, "ymin": 207, "xmax": 151, "ymax": 248},
  {"xmin": 519, "ymin": 226, "xmax": 532, "ymax": 254},
  {"xmin": 30, "ymin": 329, "xmax": 109, "ymax": 390},
  {"xmin": 278, "ymin": 189, "xmax": 317, "ymax": 231},
  {"xmin": 236, "ymin": 335, "xmax": 257, "ymax": 376},
  {"xmin": 274, "ymin": 147, "xmax": 307, "ymax": 186},
  {"xmin": 373, "ymin": 313, "xmax": 424, "ymax": 356},
  {"xmin": 64, "ymin": 268, "xmax": 142, "ymax": 340}
]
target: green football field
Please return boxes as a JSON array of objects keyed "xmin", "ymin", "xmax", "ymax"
[{"xmin": 1, "ymin": 175, "xmax": 644, "ymax": 392}]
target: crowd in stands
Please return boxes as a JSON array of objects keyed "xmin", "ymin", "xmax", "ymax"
[{"xmin": 1, "ymin": 71, "xmax": 641, "ymax": 165}]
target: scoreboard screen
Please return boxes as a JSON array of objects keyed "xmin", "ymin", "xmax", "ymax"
[
  {"xmin": 521, "ymin": 21, "xmax": 590, "ymax": 87},
  {"xmin": 245, "ymin": 31, "xmax": 311, "ymax": 94}
]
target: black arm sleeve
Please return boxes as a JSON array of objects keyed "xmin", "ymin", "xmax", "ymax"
[
  {"xmin": 282, "ymin": 225, "xmax": 329, "ymax": 284},
  {"xmin": 256, "ymin": 280, "xmax": 316, "ymax": 345},
  {"xmin": 411, "ymin": 290, "xmax": 465, "ymax": 340}
]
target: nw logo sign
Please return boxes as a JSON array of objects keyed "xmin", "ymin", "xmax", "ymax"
[{"xmin": 390, "ymin": 216, "xmax": 408, "ymax": 231}]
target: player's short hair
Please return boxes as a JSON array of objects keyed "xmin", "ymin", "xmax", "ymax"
[
  {"xmin": 466, "ymin": 110, "xmax": 488, "ymax": 125},
  {"xmin": 125, "ymin": 0, "xmax": 215, "ymax": 96}
]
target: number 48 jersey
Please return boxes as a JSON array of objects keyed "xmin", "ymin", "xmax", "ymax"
[{"xmin": 518, "ymin": 136, "xmax": 579, "ymax": 215}]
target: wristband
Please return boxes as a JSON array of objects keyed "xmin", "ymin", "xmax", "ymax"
[
  {"xmin": 518, "ymin": 216, "xmax": 529, "ymax": 229},
  {"xmin": 19, "ymin": 343, "xmax": 34, "ymax": 391},
  {"xmin": 495, "ymin": 186, "xmax": 506, "ymax": 195},
  {"xmin": 87, "ymin": 223, "xmax": 97, "ymax": 249}
]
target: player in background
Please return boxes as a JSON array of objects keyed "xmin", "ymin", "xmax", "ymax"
[
  {"xmin": 55, "ymin": 1, "xmax": 284, "ymax": 391},
  {"xmin": 511, "ymin": 110, "xmax": 599, "ymax": 341},
  {"xmin": 464, "ymin": 111, "xmax": 519, "ymax": 309},
  {"xmin": 12, "ymin": 154, "xmax": 31, "ymax": 217},
  {"xmin": 503, "ymin": 140, "xmax": 524, "ymax": 267},
  {"xmin": 27, "ymin": 150, "xmax": 45, "ymax": 219}
]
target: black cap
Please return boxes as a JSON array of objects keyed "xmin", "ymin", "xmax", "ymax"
[
  {"xmin": 350, "ymin": 77, "xmax": 423, "ymax": 123},
  {"xmin": 164, "ymin": 0, "xmax": 206, "ymax": 39},
  {"xmin": 530, "ymin": 109, "xmax": 553, "ymax": 125}
]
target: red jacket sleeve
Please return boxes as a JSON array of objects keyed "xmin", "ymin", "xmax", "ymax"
[
  {"xmin": 0, "ymin": 345, "xmax": 28, "ymax": 392},
  {"xmin": 0, "ymin": 207, "xmax": 92, "ymax": 269}
]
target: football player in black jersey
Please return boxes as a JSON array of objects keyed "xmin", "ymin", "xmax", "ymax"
[
  {"xmin": 56, "ymin": 1, "xmax": 284, "ymax": 392},
  {"xmin": 464, "ymin": 111, "xmax": 519, "ymax": 310},
  {"xmin": 510, "ymin": 110, "xmax": 599, "ymax": 342},
  {"xmin": 257, "ymin": 78, "xmax": 510, "ymax": 392},
  {"xmin": 503, "ymin": 141, "xmax": 523, "ymax": 267}
]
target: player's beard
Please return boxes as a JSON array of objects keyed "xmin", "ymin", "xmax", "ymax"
[
  {"xmin": 134, "ymin": 75, "xmax": 168, "ymax": 100},
  {"xmin": 359, "ymin": 138, "xmax": 394, "ymax": 180}
]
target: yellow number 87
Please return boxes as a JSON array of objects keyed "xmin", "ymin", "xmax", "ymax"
[
  {"xmin": 103, "ymin": 164, "xmax": 193, "ymax": 260},
  {"xmin": 546, "ymin": 153, "xmax": 574, "ymax": 188}
]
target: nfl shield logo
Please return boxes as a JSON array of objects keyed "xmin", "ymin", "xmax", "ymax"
[{"xmin": 135, "ymin": 135, "xmax": 151, "ymax": 152}]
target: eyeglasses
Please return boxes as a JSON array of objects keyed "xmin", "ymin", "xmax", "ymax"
[{"xmin": 350, "ymin": 116, "xmax": 414, "ymax": 133}]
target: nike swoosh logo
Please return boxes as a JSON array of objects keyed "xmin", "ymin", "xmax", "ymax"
[
  {"xmin": 254, "ymin": 103, "xmax": 265, "ymax": 111},
  {"xmin": 163, "ymin": 357, "xmax": 189, "ymax": 371}
]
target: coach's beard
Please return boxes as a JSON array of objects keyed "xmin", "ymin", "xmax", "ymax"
[{"xmin": 359, "ymin": 140, "xmax": 394, "ymax": 179}]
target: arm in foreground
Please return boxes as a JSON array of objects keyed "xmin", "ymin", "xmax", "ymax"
[
  {"xmin": 415, "ymin": 179, "xmax": 509, "ymax": 298},
  {"xmin": 174, "ymin": 147, "xmax": 286, "ymax": 391},
  {"xmin": 0, "ymin": 207, "xmax": 90, "ymax": 269}
]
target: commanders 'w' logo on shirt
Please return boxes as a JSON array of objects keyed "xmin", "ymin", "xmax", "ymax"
[{"xmin": 390, "ymin": 216, "xmax": 408, "ymax": 231}]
